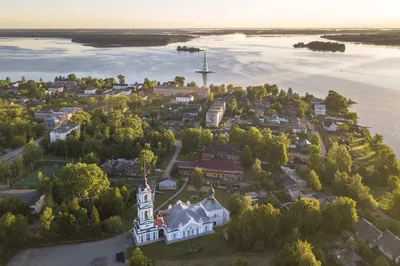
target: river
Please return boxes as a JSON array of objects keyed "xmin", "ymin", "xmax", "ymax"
[{"xmin": 1, "ymin": 34, "xmax": 400, "ymax": 154}]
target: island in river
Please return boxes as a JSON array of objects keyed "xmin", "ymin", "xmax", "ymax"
[
  {"xmin": 176, "ymin": 46, "xmax": 203, "ymax": 52},
  {"xmin": 293, "ymin": 41, "xmax": 346, "ymax": 52},
  {"xmin": 322, "ymin": 32, "xmax": 400, "ymax": 46}
]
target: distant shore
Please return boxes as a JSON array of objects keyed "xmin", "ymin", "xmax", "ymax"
[
  {"xmin": 322, "ymin": 33, "xmax": 400, "ymax": 46},
  {"xmin": 293, "ymin": 41, "xmax": 346, "ymax": 52},
  {"xmin": 0, "ymin": 29, "xmax": 399, "ymax": 48}
]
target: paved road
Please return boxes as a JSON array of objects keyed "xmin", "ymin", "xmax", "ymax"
[
  {"xmin": 162, "ymin": 140, "xmax": 182, "ymax": 179},
  {"xmin": 0, "ymin": 137, "xmax": 44, "ymax": 163},
  {"xmin": 8, "ymin": 141, "xmax": 185, "ymax": 266}
]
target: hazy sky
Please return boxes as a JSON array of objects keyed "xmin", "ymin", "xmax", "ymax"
[{"xmin": 2, "ymin": 0, "xmax": 400, "ymax": 28}]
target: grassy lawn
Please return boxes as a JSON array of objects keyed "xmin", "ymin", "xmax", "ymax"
[
  {"xmin": 132, "ymin": 228, "xmax": 235, "ymax": 260},
  {"xmin": 154, "ymin": 190, "xmax": 176, "ymax": 209},
  {"xmin": 157, "ymin": 147, "xmax": 176, "ymax": 169},
  {"xmin": 12, "ymin": 166, "xmax": 59, "ymax": 189},
  {"xmin": 348, "ymin": 137, "xmax": 377, "ymax": 167},
  {"xmin": 177, "ymin": 152, "xmax": 201, "ymax": 162}
]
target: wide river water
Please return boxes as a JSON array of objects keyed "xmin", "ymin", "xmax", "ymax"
[{"xmin": 1, "ymin": 34, "xmax": 400, "ymax": 154}]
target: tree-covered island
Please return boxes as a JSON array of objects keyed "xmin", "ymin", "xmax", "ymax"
[
  {"xmin": 176, "ymin": 45, "xmax": 203, "ymax": 52},
  {"xmin": 293, "ymin": 41, "xmax": 346, "ymax": 52}
]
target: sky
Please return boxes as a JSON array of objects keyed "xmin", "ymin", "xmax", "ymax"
[{"xmin": 2, "ymin": 0, "xmax": 400, "ymax": 29}]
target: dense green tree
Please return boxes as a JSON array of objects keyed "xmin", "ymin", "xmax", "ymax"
[
  {"xmin": 128, "ymin": 248, "xmax": 149, "ymax": 266},
  {"xmin": 0, "ymin": 212, "xmax": 28, "ymax": 246},
  {"xmin": 0, "ymin": 197, "xmax": 29, "ymax": 216},
  {"xmin": 187, "ymin": 81, "xmax": 198, "ymax": 87},
  {"xmin": 307, "ymin": 170, "xmax": 322, "ymax": 191},
  {"xmin": 54, "ymin": 163, "xmax": 109, "ymax": 201},
  {"xmin": 227, "ymin": 193, "xmax": 252, "ymax": 218},
  {"xmin": 374, "ymin": 256, "xmax": 390, "ymax": 266},
  {"xmin": 270, "ymin": 141, "xmax": 288, "ymax": 169},
  {"xmin": 139, "ymin": 149, "xmax": 157, "ymax": 173},
  {"xmin": 310, "ymin": 133, "xmax": 320, "ymax": 146},
  {"xmin": 192, "ymin": 167, "xmax": 204, "ymax": 191},
  {"xmin": 324, "ymin": 90, "xmax": 352, "ymax": 114},
  {"xmin": 284, "ymin": 198, "xmax": 322, "ymax": 236},
  {"xmin": 117, "ymin": 74, "xmax": 126, "ymax": 84},
  {"xmin": 0, "ymin": 161, "xmax": 10, "ymax": 183},
  {"xmin": 227, "ymin": 98, "xmax": 238, "ymax": 116},
  {"xmin": 23, "ymin": 140, "xmax": 43, "ymax": 166},
  {"xmin": 276, "ymin": 240, "xmax": 320, "ymax": 266},
  {"xmin": 309, "ymin": 145, "xmax": 323, "ymax": 173},
  {"xmin": 82, "ymin": 152, "xmax": 101, "ymax": 165},
  {"xmin": 41, "ymin": 207, "xmax": 55, "ymax": 232},
  {"xmin": 95, "ymin": 187, "xmax": 125, "ymax": 219},
  {"xmin": 174, "ymin": 76, "xmax": 185, "ymax": 87},
  {"xmin": 234, "ymin": 257, "xmax": 248, "ymax": 266},
  {"xmin": 103, "ymin": 215, "xmax": 123, "ymax": 234},
  {"xmin": 241, "ymin": 145, "xmax": 254, "ymax": 169},
  {"xmin": 56, "ymin": 212, "xmax": 76, "ymax": 236},
  {"xmin": 208, "ymin": 92, "xmax": 214, "ymax": 102},
  {"xmin": 296, "ymin": 107, "xmax": 305, "ymax": 117},
  {"xmin": 71, "ymin": 111, "xmax": 92, "ymax": 127},
  {"xmin": 216, "ymin": 133, "xmax": 227, "ymax": 144}
]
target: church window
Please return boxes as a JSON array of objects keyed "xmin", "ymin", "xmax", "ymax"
[
  {"xmin": 145, "ymin": 211, "xmax": 149, "ymax": 219},
  {"xmin": 174, "ymin": 233, "xmax": 176, "ymax": 239},
  {"xmin": 141, "ymin": 235, "xmax": 143, "ymax": 242},
  {"xmin": 196, "ymin": 228, "xmax": 199, "ymax": 234},
  {"xmin": 153, "ymin": 232, "xmax": 156, "ymax": 239},
  {"xmin": 144, "ymin": 194, "xmax": 148, "ymax": 202},
  {"xmin": 192, "ymin": 229, "xmax": 194, "ymax": 235},
  {"xmin": 147, "ymin": 233, "xmax": 150, "ymax": 241}
]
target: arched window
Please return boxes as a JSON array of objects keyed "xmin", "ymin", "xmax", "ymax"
[
  {"xmin": 144, "ymin": 194, "xmax": 148, "ymax": 202},
  {"xmin": 145, "ymin": 211, "xmax": 149, "ymax": 219}
]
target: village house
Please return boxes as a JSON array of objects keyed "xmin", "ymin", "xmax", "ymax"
[
  {"xmin": 158, "ymin": 178, "xmax": 177, "ymax": 190},
  {"xmin": 0, "ymin": 189, "xmax": 46, "ymax": 214},
  {"xmin": 202, "ymin": 143, "xmax": 241, "ymax": 161},
  {"xmin": 84, "ymin": 88, "xmax": 97, "ymax": 95},
  {"xmin": 112, "ymin": 84, "xmax": 130, "ymax": 90},
  {"xmin": 265, "ymin": 114, "xmax": 288, "ymax": 124},
  {"xmin": 377, "ymin": 230, "xmax": 400, "ymax": 264},
  {"xmin": 177, "ymin": 160, "xmax": 244, "ymax": 181},
  {"xmin": 133, "ymin": 177, "xmax": 230, "ymax": 246},
  {"xmin": 280, "ymin": 166, "xmax": 307, "ymax": 200},
  {"xmin": 290, "ymin": 117, "xmax": 306, "ymax": 134},
  {"xmin": 176, "ymin": 95, "xmax": 194, "ymax": 103},
  {"xmin": 353, "ymin": 218, "xmax": 383, "ymax": 248},
  {"xmin": 100, "ymin": 158, "xmax": 139, "ymax": 178},
  {"xmin": 48, "ymin": 87, "xmax": 64, "ymax": 95},
  {"xmin": 314, "ymin": 104, "xmax": 326, "ymax": 116},
  {"xmin": 45, "ymin": 113, "xmax": 69, "ymax": 129},
  {"xmin": 323, "ymin": 120, "xmax": 339, "ymax": 132},
  {"xmin": 49, "ymin": 124, "xmax": 80, "ymax": 143}
]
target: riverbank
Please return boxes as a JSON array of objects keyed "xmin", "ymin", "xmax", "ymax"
[{"xmin": 322, "ymin": 32, "xmax": 400, "ymax": 46}]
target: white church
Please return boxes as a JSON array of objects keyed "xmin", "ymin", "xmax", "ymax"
[{"xmin": 132, "ymin": 175, "xmax": 230, "ymax": 246}]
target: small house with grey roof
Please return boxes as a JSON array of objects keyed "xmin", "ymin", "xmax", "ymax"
[
  {"xmin": 378, "ymin": 230, "xmax": 400, "ymax": 264},
  {"xmin": 353, "ymin": 218, "xmax": 383, "ymax": 248}
]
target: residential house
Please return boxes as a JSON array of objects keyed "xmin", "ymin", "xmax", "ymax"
[
  {"xmin": 280, "ymin": 166, "xmax": 307, "ymax": 200},
  {"xmin": 245, "ymin": 192, "xmax": 258, "ymax": 204},
  {"xmin": 0, "ymin": 189, "xmax": 46, "ymax": 214},
  {"xmin": 158, "ymin": 178, "xmax": 177, "ymax": 190},
  {"xmin": 202, "ymin": 143, "xmax": 241, "ymax": 161},
  {"xmin": 100, "ymin": 158, "xmax": 139, "ymax": 178},
  {"xmin": 314, "ymin": 104, "xmax": 326, "ymax": 116},
  {"xmin": 84, "ymin": 88, "xmax": 97, "ymax": 95},
  {"xmin": 353, "ymin": 218, "xmax": 383, "ymax": 248},
  {"xmin": 377, "ymin": 230, "xmax": 400, "ymax": 264},
  {"xmin": 112, "ymin": 84, "xmax": 130, "ymax": 90},
  {"xmin": 45, "ymin": 113, "xmax": 69, "ymax": 129},
  {"xmin": 176, "ymin": 95, "xmax": 194, "ymax": 103},
  {"xmin": 50, "ymin": 124, "xmax": 80, "ymax": 143},
  {"xmin": 265, "ymin": 114, "xmax": 288, "ymax": 124},
  {"xmin": 206, "ymin": 101, "xmax": 226, "ymax": 127},
  {"xmin": 323, "ymin": 121, "xmax": 338, "ymax": 132},
  {"xmin": 48, "ymin": 87, "xmax": 64, "ymax": 95},
  {"xmin": 177, "ymin": 160, "xmax": 244, "ymax": 181},
  {"xmin": 290, "ymin": 117, "xmax": 306, "ymax": 134},
  {"xmin": 299, "ymin": 139, "xmax": 311, "ymax": 148}
]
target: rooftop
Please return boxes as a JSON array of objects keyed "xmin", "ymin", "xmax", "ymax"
[
  {"xmin": 377, "ymin": 230, "xmax": 400, "ymax": 257},
  {"xmin": 353, "ymin": 218, "xmax": 382, "ymax": 244},
  {"xmin": 203, "ymin": 143, "xmax": 241, "ymax": 156},
  {"xmin": 51, "ymin": 124, "xmax": 80, "ymax": 134}
]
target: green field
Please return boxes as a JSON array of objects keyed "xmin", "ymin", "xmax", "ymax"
[{"xmin": 13, "ymin": 166, "xmax": 58, "ymax": 189}]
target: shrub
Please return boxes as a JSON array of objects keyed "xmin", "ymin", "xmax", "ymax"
[{"xmin": 103, "ymin": 215, "xmax": 123, "ymax": 234}]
